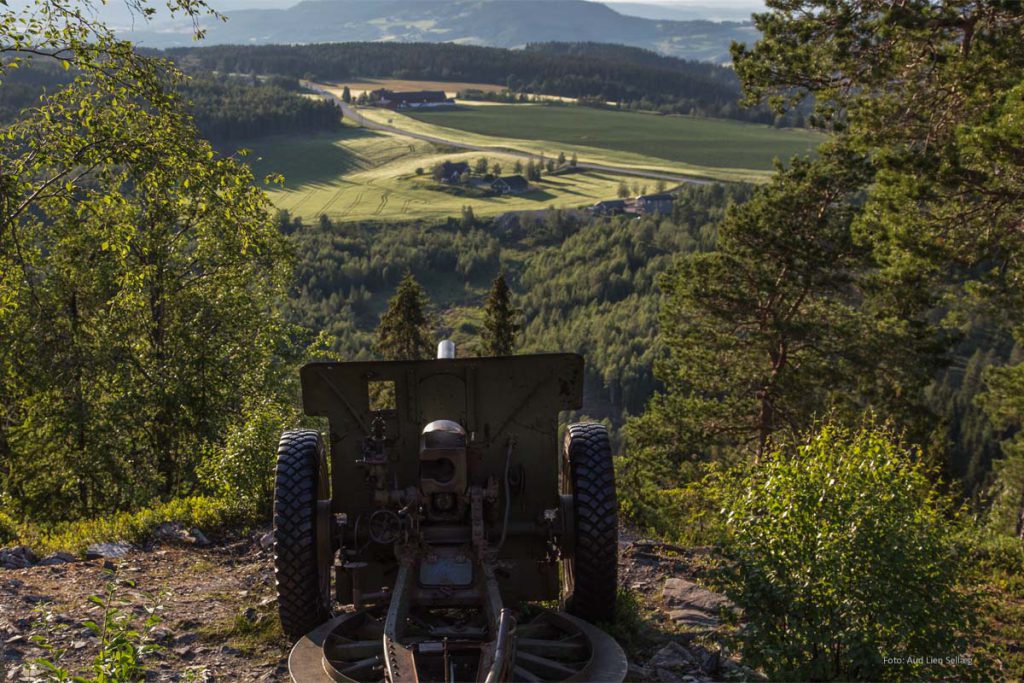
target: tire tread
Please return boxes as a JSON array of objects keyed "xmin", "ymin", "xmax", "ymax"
[
  {"xmin": 564, "ymin": 423, "xmax": 618, "ymax": 623},
  {"xmin": 274, "ymin": 429, "xmax": 329, "ymax": 639}
]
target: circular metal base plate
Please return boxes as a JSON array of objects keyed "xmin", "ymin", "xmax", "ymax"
[{"xmin": 287, "ymin": 609, "xmax": 626, "ymax": 683}]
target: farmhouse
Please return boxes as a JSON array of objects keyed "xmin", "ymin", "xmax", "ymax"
[
  {"xmin": 492, "ymin": 175, "xmax": 530, "ymax": 195},
  {"xmin": 636, "ymin": 193, "xmax": 674, "ymax": 215},
  {"xmin": 591, "ymin": 199, "xmax": 627, "ymax": 216},
  {"xmin": 373, "ymin": 89, "xmax": 453, "ymax": 110},
  {"xmin": 437, "ymin": 160, "xmax": 469, "ymax": 184}
]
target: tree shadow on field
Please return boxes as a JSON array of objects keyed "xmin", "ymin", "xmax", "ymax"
[
  {"xmin": 521, "ymin": 189, "xmax": 557, "ymax": 201},
  {"xmin": 230, "ymin": 128, "xmax": 380, "ymax": 190}
]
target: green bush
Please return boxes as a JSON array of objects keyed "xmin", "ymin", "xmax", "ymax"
[
  {"xmin": 21, "ymin": 496, "xmax": 252, "ymax": 556},
  {"xmin": 0, "ymin": 509, "xmax": 20, "ymax": 545},
  {"xmin": 711, "ymin": 422, "xmax": 975, "ymax": 681},
  {"xmin": 617, "ymin": 470, "xmax": 725, "ymax": 546},
  {"xmin": 197, "ymin": 396, "xmax": 299, "ymax": 514}
]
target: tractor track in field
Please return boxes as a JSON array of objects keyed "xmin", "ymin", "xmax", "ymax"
[{"xmin": 305, "ymin": 84, "xmax": 711, "ymax": 187}]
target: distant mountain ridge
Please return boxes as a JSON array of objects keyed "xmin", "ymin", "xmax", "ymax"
[
  {"xmin": 604, "ymin": 2, "xmax": 763, "ymax": 23},
  {"xmin": 122, "ymin": 0, "xmax": 756, "ymax": 62}
]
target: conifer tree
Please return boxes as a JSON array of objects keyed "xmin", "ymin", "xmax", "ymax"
[
  {"xmin": 375, "ymin": 272, "xmax": 435, "ymax": 360},
  {"xmin": 480, "ymin": 273, "xmax": 520, "ymax": 356}
]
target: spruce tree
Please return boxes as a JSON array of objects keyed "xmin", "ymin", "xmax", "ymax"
[
  {"xmin": 480, "ymin": 273, "xmax": 520, "ymax": 356},
  {"xmin": 375, "ymin": 272, "xmax": 435, "ymax": 360}
]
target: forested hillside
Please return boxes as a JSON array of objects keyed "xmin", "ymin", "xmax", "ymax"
[
  {"xmin": 182, "ymin": 75, "xmax": 342, "ymax": 143},
  {"xmin": 0, "ymin": 61, "xmax": 342, "ymax": 144},
  {"xmin": 283, "ymin": 182, "xmax": 752, "ymax": 429},
  {"xmin": 163, "ymin": 41, "xmax": 804, "ymax": 125},
  {"xmin": 122, "ymin": 0, "xmax": 754, "ymax": 61}
]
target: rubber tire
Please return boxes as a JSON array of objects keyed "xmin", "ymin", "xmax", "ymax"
[
  {"xmin": 274, "ymin": 429, "xmax": 331, "ymax": 640},
  {"xmin": 561, "ymin": 423, "xmax": 618, "ymax": 623}
]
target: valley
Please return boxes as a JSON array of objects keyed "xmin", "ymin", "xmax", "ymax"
[
  {"xmin": 242, "ymin": 128, "xmax": 648, "ymax": 222},
  {"xmin": 243, "ymin": 82, "xmax": 822, "ymax": 222}
]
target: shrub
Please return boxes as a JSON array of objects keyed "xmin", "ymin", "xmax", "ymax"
[
  {"xmin": 711, "ymin": 422, "xmax": 975, "ymax": 681},
  {"xmin": 21, "ymin": 496, "xmax": 250, "ymax": 556},
  {"xmin": 616, "ymin": 465, "xmax": 725, "ymax": 546},
  {"xmin": 197, "ymin": 396, "xmax": 300, "ymax": 514},
  {"xmin": 0, "ymin": 509, "xmax": 20, "ymax": 545}
]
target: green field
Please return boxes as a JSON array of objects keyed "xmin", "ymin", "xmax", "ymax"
[
  {"xmin": 241, "ymin": 127, "xmax": 658, "ymax": 223},
  {"xmin": 407, "ymin": 105, "xmax": 822, "ymax": 172}
]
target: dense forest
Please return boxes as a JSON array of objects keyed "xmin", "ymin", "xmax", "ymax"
[
  {"xmin": 0, "ymin": 60, "xmax": 342, "ymax": 144},
  {"xmin": 182, "ymin": 74, "xmax": 342, "ymax": 143},
  {"xmin": 160, "ymin": 41, "xmax": 806, "ymax": 125},
  {"xmin": 282, "ymin": 182, "xmax": 752, "ymax": 430}
]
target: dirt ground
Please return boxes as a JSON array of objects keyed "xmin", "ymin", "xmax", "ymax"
[
  {"xmin": 0, "ymin": 531, "xmax": 736, "ymax": 682},
  {"xmin": 0, "ymin": 535, "xmax": 290, "ymax": 682}
]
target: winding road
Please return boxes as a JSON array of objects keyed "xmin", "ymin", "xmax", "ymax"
[{"xmin": 306, "ymin": 83, "xmax": 710, "ymax": 186}]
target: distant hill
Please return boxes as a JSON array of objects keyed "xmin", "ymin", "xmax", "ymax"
[
  {"xmin": 121, "ymin": 0, "xmax": 756, "ymax": 62},
  {"xmin": 603, "ymin": 2, "xmax": 763, "ymax": 23}
]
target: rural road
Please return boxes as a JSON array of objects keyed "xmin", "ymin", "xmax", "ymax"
[{"xmin": 306, "ymin": 83, "xmax": 710, "ymax": 186}]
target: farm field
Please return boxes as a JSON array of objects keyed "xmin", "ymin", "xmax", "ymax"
[
  {"xmin": 240, "ymin": 128, "xmax": 651, "ymax": 222},
  {"xmin": 311, "ymin": 80, "xmax": 577, "ymax": 106},
  {"xmin": 407, "ymin": 105, "xmax": 824, "ymax": 172},
  {"xmin": 352, "ymin": 106, "xmax": 817, "ymax": 183},
  {"xmin": 315, "ymin": 78, "xmax": 506, "ymax": 99}
]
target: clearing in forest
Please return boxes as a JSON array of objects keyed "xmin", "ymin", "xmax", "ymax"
[{"xmin": 239, "ymin": 128, "xmax": 650, "ymax": 222}]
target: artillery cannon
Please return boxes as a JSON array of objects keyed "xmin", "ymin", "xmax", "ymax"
[{"xmin": 274, "ymin": 342, "xmax": 627, "ymax": 682}]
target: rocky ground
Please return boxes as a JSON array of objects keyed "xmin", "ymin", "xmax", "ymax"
[{"xmin": 0, "ymin": 531, "xmax": 749, "ymax": 682}]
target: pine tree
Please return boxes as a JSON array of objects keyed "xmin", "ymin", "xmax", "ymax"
[
  {"xmin": 625, "ymin": 152, "xmax": 939, "ymax": 466},
  {"xmin": 375, "ymin": 272, "xmax": 435, "ymax": 360},
  {"xmin": 342, "ymin": 86, "xmax": 352, "ymax": 103},
  {"xmin": 480, "ymin": 273, "xmax": 520, "ymax": 356}
]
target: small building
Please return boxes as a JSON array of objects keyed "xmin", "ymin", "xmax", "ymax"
[
  {"xmin": 635, "ymin": 193, "xmax": 674, "ymax": 215},
  {"xmin": 374, "ymin": 89, "xmax": 453, "ymax": 110},
  {"xmin": 492, "ymin": 175, "xmax": 530, "ymax": 195},
  {"xmin": 591, "ymin": 199, "xmax": 627, "ymax": 216},
  {"xmin": 437, "ymin": 161, "xmax": 469, "ymax": 184}
]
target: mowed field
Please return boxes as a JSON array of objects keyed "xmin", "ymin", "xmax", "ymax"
[
  {"xmin": 316, "ymin": 78, "xmax": 505, "ymax": 99},
  {"xmin": 310, "ymin": 80, "xmax": 577, "ymax": 106},
  {"xmin": 407, "ymin": 105, "xmax": 823, "ymax": 172},
  {"xmin": 240, "ymin": 128, "xmax": 654, "ymax": 222}
]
